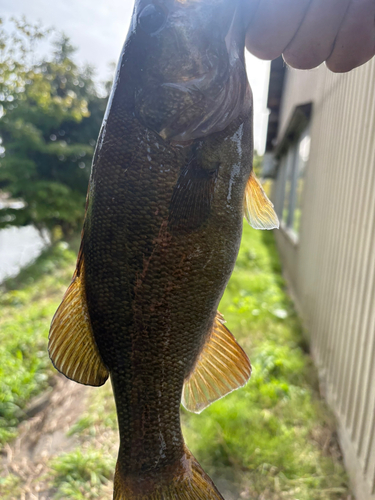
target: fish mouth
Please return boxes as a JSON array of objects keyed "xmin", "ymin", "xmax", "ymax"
[{"xmin": 134, "ymin": 0, "xmax": 251, "ymax": 143}]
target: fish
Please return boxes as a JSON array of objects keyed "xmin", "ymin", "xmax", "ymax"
[{"xmin": 48, "ymin": 0, "xmax": 279, "ymax": 499}]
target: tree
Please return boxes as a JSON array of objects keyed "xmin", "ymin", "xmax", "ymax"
[{"xmin": 0, "ymin": 18, "xmax": 108, "ymax": 239}]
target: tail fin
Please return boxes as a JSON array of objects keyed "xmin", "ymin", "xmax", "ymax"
[{"xmin": 113, "ymin": 447, "xmax": 224, "ymax": 500}]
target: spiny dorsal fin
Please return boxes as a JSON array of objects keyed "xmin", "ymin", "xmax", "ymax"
[
  {"xmin": 48, "ymin": 257, "xmax": 109, "ymax": 386},
  {"xmin": 182, "ymin": 312, "xmax": 251, "ymax": 414},
  {"xmin": 244, "ymin": 171, "xmax": 279, "ymax": 230}
]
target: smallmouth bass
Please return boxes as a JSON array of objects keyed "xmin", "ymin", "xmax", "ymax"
[{"xmin": 49, "ymin": 1, "xmax": 278, "ymax": 498}]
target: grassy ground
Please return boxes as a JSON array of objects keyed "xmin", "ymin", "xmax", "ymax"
[
  {"xmin": 0, "ymin": 226, "xmax": 351, "ymax": 499},
  {"xmin": 0, "ymin": 242, "xmax": 77, "ymax": 445},
  {"xmin": 182, "ymin": 226, "xmax": 350, "ymax": 499}
]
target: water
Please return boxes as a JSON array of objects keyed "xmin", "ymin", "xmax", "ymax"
[{"xmin": 0, "ymin": 226, "xmax": 50, "ymax": 284}]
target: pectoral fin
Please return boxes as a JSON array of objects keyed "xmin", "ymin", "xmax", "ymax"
[
  {"xmin": 182, "ymin": 312, "xmax": 251, "ymax": 414},
  {"xmin": 244, "ymin": 171, "xmax": 279, "ymax": 230},
  {"xmin": 48, "ymin": 257, "xmax": 109, "ymax": 386},
  {"xmin": 168, "ymin": 158, "xmax": 218, "ymax": 232}
]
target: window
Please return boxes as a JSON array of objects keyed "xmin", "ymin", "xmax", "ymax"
[
  {"xmin": 282, "ymin": 146, "xmax": 296, "ymax": 227},
  {"xmin": 278, "ymin": 123, "xmax": 311, "ymax": 240},
  {"xmin": 293, "ymin": 128, "xmax": 310, "ymax": 234}
]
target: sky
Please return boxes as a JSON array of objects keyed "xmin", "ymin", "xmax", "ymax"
[{"xmin": 1, "ymin": 0, "xmax": 271, "ymax": 153}]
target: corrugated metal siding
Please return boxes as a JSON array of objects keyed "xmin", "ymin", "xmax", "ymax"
[{"xmin": 272, "ymin": 59, "xmax": 375, "ymax": 500}]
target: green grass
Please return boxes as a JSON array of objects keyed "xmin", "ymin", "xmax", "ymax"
[
  {"xmin": 50, "ymin": 448, "xmax": 114, "ymax": 499},
  {"xmin": 0, "ymin": 225, "xmax": 350, "ymax": 499},
  {"xmin": 0, "ymin": 474, "xmax": 22, "ymax": 497},
  {"xmin": 0, "ymin": 242, "xmax": 76, "ymax": 443},
  {"xmin": 182, "ymin": 225, "xmax": 349, "ymax": 498}
]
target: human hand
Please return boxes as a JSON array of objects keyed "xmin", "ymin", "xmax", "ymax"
[{"xmin": 244, "ymin": 0, "xmax": 375, "ymax": 72}]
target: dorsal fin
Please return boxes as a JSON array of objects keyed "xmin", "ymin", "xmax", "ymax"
[
  {"xmin": 182, "ymin": 312, "xmax": 251, "ymax": 414},
  {"xmin": 48, "ymin": 256, "xmax": 109, "ymax": 386},
  {"xmin": 244, "ymin": 171, "xmax": 279, "ymax": 230}
]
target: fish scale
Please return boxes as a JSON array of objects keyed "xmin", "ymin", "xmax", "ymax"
[{"xmin": 89, "ymin": 109, "xmax": 249, "ymax": 492}]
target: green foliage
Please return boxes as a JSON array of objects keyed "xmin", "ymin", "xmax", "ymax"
[
  {"xmin": 0, "ymin": 18, "xmax": 107, "ymax": 238},
  {"xmin": 51, "ymin": 449, "xmax": 114, "ymax": 499},
  {"xmin": 0, "ymin": 242, "xmax": 76, "ymax": 443},
  {"xmin": 0, "ymin": 474, "xmax": 21, "ymax": 497}
]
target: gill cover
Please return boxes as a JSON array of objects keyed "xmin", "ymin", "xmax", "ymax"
[{"xmin": 131, "ymin": 0, "xmax": 251, "ymax": 142}]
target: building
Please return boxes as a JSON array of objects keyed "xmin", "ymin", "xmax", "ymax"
[{"xmin": 265, "ymin": 56, "xmax": 375, "ymax": 500}]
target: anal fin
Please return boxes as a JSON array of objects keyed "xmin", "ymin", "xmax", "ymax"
[
  {"xmin": 244, "ymin": 171, "xmax": 279, "ymax": 230},
  {"xmin": 48, "ymin": 257, "xmax": 109, "ymax": 386},
  {"xmin": 182, "ymin": 312, "xmax": 251, "ymax": 414}
]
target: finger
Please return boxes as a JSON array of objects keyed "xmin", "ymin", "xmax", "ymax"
[
  {"xmin": 245, "ymin": 0, "xmax": 311, "ymax": 61},
  {"xmin": 326, "ymin": 0, "xmax": 375, "ymax": 72},
  {"xmin": 283, "ymin": 0, "xmax": 351, "ymax": 70}
]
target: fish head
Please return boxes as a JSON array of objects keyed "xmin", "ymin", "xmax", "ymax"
[{"xmin": 125, "ymin": 0, "xmax": 251, "ymax": 143}]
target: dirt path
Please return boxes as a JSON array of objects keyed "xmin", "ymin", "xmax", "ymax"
[{"xmin": 1, "ymin": 375, "xmax": 88, "ymax": 500}]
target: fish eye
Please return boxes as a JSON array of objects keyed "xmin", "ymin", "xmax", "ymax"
[{"xmin": 138, "ymin": 4, "xmax": 167, "ymax": 35}]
